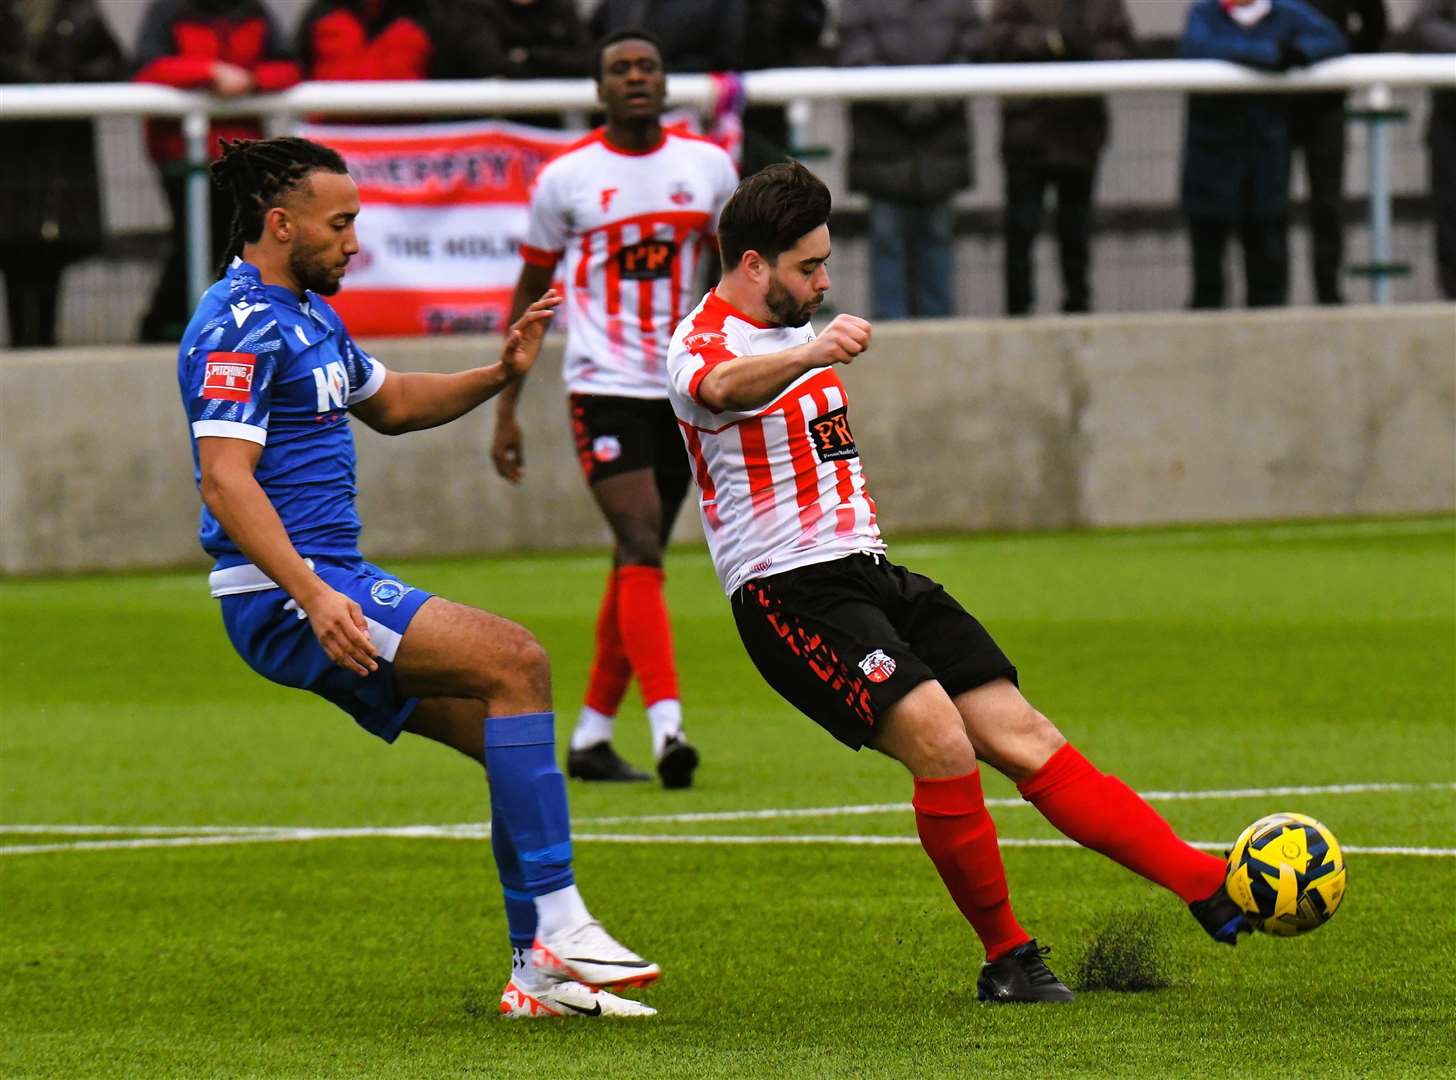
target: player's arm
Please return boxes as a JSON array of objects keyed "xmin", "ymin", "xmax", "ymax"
[
  {"xmin": 695, "ymin": 314, "xmax": 872, "ymax": 413},
  {"xmin": 352, "ymin": 291, "xmax": 559, "ymax": 435},
  {"xmin": 197, "ymin": 437, "xmax": 379, "ymax": 676},
  {"xmin": 490, "ymin": 260, "xmax": 559, "ymax": 482}
]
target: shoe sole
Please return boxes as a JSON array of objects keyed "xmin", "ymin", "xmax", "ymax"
[{"xmin": 657, "ymin": 743, "xmax": 699, "ymax": 789}]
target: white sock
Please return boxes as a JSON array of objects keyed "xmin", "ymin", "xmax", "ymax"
[
  {"xmin": 646, "ymin": 699, "xmax": 683, "ymax": 758},
  {"xmin": 570, "ymin": 705, "xmax": 615, "ymax": 751},
  {"xmin": 535, "ymin": 884, "xmax": 593, "ymax": 938}
]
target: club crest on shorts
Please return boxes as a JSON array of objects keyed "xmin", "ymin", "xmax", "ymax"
[
  {"xmin": 593, "ymin": 435, "xmax": 622, "ymax": 463},
  {"xmin": 859, "ymin": 649, "xmax": 896, "ymax": 683},
  {"xmin": 369, "ymin": 579, "xmax": 413, "ymax": 608}
]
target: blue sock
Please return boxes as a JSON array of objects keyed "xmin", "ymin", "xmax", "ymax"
[
  {"xmin": 489, "ymin": 784, "xmax": 538, "ymax": 950},
  {"xmin": 484, "ymin": 712, "xmax": 576, "ymax": 907}
]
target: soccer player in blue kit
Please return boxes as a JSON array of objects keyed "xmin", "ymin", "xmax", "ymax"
[{"xmin": 178, "ymin": 136, "xmax": 658, "ymax": 1019}]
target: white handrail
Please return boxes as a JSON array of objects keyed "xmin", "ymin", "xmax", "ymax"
[{"xmin": 1, "ymin": 55, "xmax": 1453, "ymax": 119}]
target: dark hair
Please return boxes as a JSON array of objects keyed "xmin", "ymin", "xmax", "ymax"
[
  {"xmin": 717, "ymin": 161, "xmax": 831, "ymax": 272},
  {"xmin": 593, "ymin": 27, "xmax": 664, "ymax": 82},
  {"xmin": 209, "ymin": 136, "xmax": 349, "ymax": 276}
]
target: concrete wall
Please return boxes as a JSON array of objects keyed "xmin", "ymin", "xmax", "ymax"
[{"xmin": 2, "ymin": 305, "xmax": 1452, "ymax": 576}]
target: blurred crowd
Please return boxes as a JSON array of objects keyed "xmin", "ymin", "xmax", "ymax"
[{"xmin": 2, "ymin": 0, "xmax": 1453, "ymax": 347}]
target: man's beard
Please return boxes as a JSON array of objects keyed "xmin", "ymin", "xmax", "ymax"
[
  {"xmin": 765, "ymin": 274, "xmax": 820, "ymax": 328},
  {"xmin": 289, "ymin": 243, "xmax": 344, "ymax": 296}
]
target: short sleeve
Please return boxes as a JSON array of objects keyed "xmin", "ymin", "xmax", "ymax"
[
  {"xmin": 341, "ymin": 332, "xmax": 386, "ymax": 404},
  {"xmin": 183, "ymin": 311, "xmax": 288, "ymax": 444},
  {"xmin": 671, "ymin": 325, "xmax": 740, "ymax": 410},
  {"xmin": 520, "ymin": 164, "xmax": 567, "ymax": 267}
]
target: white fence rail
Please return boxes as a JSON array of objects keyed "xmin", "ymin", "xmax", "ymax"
[{"xmin": 4, "ymin": 54, "xmax": 1453, "ymax": 306}]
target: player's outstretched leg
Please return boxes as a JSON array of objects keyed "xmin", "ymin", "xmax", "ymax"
[
  {"xmin": 878, "ymin": 682, "xmax": 1073, "ymax": 1004},
  {"xmin": 395, "ymin": 598, "xmax": 661, "ymax": 1014},
  {"xmin": 953, "ymin": 679, "xmax": 1250, "ymax": 945},
  {"xmin": 569, "ymin": 570, "xmax": 650, "ymax": 783}
]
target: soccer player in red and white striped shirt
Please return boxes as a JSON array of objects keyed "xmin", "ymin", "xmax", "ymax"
[
  {"xmin": 666, "ymin": 162, "xmax": 1249, "ymax": 1003},
  {"xmin": 491, "ymin": 30, "xmax": 738, "ymax": 789}
]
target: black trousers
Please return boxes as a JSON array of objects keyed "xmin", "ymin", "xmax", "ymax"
[
  {"xmin": 1188, "ymin": 215, "xmax": 1289, "ymax": 309},
  {"xmin": 0, "ymin": 243, "xmax": 79, "ymax": 347},
  {"xmin": 1288, "ymin": 94, "xmax": 1348, "ymax": 305},
  {"xmin": 1432, "ymin": 111, "xmax": 1456, "ymax": 301},
  {"xmin": 140, "ymin": 167, "xmax": 234, "ymax": 343},
  {"xmin": 1003, "ymin": 162, "xmax": 1096, "ymax": 316}
]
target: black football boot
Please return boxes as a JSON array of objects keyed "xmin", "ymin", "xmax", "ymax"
[
  {"xmin": 976, "ymin": 939, "xmax": 1075, "ymax": 1003},
  {"xmin": 1189, "ymin": 880, "xmax": 1254, "ymax": 945},
  {"xmin": 566, "ymin": 741, "xmax": 651, "ymax": 782}
]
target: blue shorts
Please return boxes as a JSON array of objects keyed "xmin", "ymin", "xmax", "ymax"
[{"xmin": 220, "ymin": 558, "xmax": 433, "ymax": 742}]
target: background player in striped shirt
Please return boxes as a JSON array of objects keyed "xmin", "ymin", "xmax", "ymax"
[
  {"xmin": 666, "ymin": 162, "xmax": 1251, "ymax": 1004},
  {"xmin": 491, "ymin": 29, "xmax": 739, "ymax": 788},
  {"xmin": 181, "ymin": 136, "xmax": 660, "ymax": 1019}
]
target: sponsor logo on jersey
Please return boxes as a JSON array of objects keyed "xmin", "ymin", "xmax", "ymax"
[
  {"xmin": 684, "ymin": 329, "xmax": 727, "ymax": 354},
  {"xmin": 600, "ymin": 187, "xmax": 618, "ymax": 212},
  {"xmin": 858, "ymin": 649, "xmax": 896, "ymax": 683},
  {"xmin": 669, "ymin": 182, "xmax": 694, "ymax": 206},
  {"xmin": 201, "ymin": 352, "xmax": 256, "ymax": 402},
  {"xmin": 615, "ymin": 238, "xmax": 677, "ymax": 280},
  {"xmin": 809, "ymin": 406, "xmax": 858, "ymax": 461},
  {"xmin": 312, "ymin": 360, "xmax": 349, "ymax": 412},
  {"xmin": 369, "ymin": 579, "xmax": 413, "ymax": 608},
  {"xmin": 592, "ymin": 435, "xmax": 622, "ymax": 463}
]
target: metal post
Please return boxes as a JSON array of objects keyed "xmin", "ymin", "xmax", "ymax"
[
  {"xmin": 1365, "ymin": 82, "xmax": 1393, "ymax": 305},
  {"xmin": 787, "ymin": 98, "xmax": 812, "ymax": 158},
  {"xmin": 183, "ymin": 108, "xmax": 211, "ymax": 309}
]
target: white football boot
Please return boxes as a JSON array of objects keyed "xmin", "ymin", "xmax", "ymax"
[
  {"xmin": 531, "ymin": 921, "xmax": 661, "ymax": 989},
  {"xmin": 499, "ymin": 976, "xmax": 656, "ymax": 1019}
]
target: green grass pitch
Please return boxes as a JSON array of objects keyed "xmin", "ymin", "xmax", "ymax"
[{"xmin": 3, "ymin": 518, "xmax": 1454, "ymax": 1079}]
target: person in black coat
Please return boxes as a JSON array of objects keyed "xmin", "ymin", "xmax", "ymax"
[
  {"xmin": 1287, "ymin": 0, "xmax": 1386, "ymax": 304},
  {"xmin": 0, "ymin": 0, "xmax": 125, "ymax": 347},
  {"xmin": 984, "ymin": 0, "xmax": 1137, "ymax": 316},
  {"xmin": 1179, "ymin": 0, "xmax": 1346, "ymax": 309},
  {"xmin": 1406, "ymin": 0, "xmax": 1456, "ymax": 300},
  {"xmin": 840, "ymin": 0, "xmax": 982, "ymax": 320}
]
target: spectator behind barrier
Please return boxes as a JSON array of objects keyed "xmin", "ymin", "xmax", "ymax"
[
  {"xmin": 297, "ymin": 1, "xmax": 437, "ymax": 81},
  {"xmin": 840, "ymin": 0, "xmax": 982, "ymax": 321},
  {"xmin": 0, "ymin": 0, "xmax": 125, "ymax": 348},
  {"xmin": 737, "ymin": 1, "xmax": 828, "ymax": 176},
  {"xmin": 589, "ymin": 0, "xmax": 746, "ymax": 74},
  {"xmin": 1405, "ymin": 0, "xmax": 1456, "ymax": 300},
  {"xmin": 1178, "ymin": 0, "xmax": 1346, "ymax": 310},
  {"xmin": 1287, "ymin": 0, "xmax": 1387, "ymax": 305},
  {"xmin": 983, "ymin": 0, "xmax": 1137, "ymax": 317},
  {"xmin": 132, "ymin": 0, "xmax": 300, "ymax": 344},
  {"xmin": 490, "ymin": 0, "xmax": 592, "ymax": 79}
]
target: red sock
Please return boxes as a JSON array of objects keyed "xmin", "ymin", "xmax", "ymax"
[
  {"xmin": 583, "ymin": 571, "xmax": 632, "ymax": 716},
  {"xmin": 913, "ymin": 770, "xmax": 1030, "ymax": 962},
  {"xmin": 1017, "ymin": 744, "xmax": 1226, "ymax": 903},
  {"xmin": 616, "ymin": 565, "xmax": 678, "ymax": 706}
]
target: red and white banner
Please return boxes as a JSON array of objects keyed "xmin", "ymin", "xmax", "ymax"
[{"xmin": 301, "ymin": 120, "xmax": 581, "ymax": 337}]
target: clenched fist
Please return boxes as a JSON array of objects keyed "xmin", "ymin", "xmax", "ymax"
[{"xmin": 807, "ymin": 314, "xmax": 872, "ymax": 367}]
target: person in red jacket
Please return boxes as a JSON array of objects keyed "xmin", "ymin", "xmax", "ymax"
[
  {"xmin": 297, "ymin": 0, "xmax": 435, "ymax": 81},
  {"xmin": 133, "ymin": 0, "xmax": 300, "ymax": 343}
]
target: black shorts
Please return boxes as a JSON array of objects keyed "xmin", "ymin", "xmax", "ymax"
[
  {"xmin": 731, "ymin": 554, "xmax": 1017, "ymax": 750},
  {"xmin": 569, "ymin": 393, "xmax": 692, "ymax": 497}
]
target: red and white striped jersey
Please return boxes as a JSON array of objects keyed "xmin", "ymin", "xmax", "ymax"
[
  {"xmin": 520, "ymin": 128, "xmax": 739, "ymax": 399},
  {"xmin": 667, "ymin": 290, "xmax": 886, "ymax": 595}
]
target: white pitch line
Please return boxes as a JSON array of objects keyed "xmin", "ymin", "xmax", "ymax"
[
  {"xmin": 2, "ymin": 780, "xmax": 1451, "ymax": 842},
  {"xmin": 576, "ymin": 781, "xmax": 1455, "ymax": 826},
  {"xmin": 2, "ymin": 830, "xmax": 1451, "ymax": 858}
]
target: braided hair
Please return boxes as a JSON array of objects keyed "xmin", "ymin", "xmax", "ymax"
[{"xmin": 210, "ymin": 136, "xmax": 349, "ymax": 277}]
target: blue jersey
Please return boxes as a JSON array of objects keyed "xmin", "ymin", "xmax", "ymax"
[{"xmin": 178, "ymin": 259, "xmax": 386, "ymax": 571}]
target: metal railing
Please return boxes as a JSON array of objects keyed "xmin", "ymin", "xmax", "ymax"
[{"xmin": 5, "ymin": 54, "xmax": 1454, "ymax": 307}]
